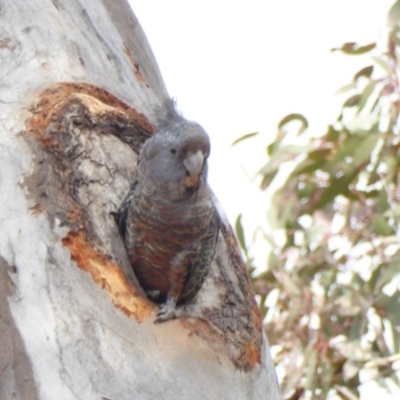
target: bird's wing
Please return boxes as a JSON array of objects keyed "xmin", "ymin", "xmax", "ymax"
[
  {"xmin": 114, "ymin": 180, "xmax": 138, "ymax": 238},
  {"xmin": 178, "ymin": 205, "xmax": 220, "ymax": 305}
]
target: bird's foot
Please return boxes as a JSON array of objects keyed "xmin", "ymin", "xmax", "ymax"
[{"xmin": 154, "ymin": 297, "xmax": 181, "ymax": 324}]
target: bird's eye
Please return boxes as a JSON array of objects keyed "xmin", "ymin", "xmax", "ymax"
[{"xmin": 170, "ymin": 148, "xmax": 177, "ymax": 154}]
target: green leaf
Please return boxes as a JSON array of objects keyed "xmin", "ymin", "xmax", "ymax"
[
  {"xmin": 260, "ymin": 170, "xmax": 279, "ymax": 190},
  {"xmin": 357, "ymin": 81, "xmax": 377, "ymax": 113},
  {"xmin": 363, "ymin": 189, "xmax": 380, "ymax": 198},
  {"xmin": 278, "ymin": 194, "xmax": 299, "ymax": 228},
  {"xmin": 369, "ymin": 264, "xmax": 383, "ymax": 292},
  {"xmin": 337, "ymin": 82, "xmax": 357, "ymax": 94},
  {"xmin": 372, "ymin": 56, "xmax": 392, "ymax": 74},
  {"xmin": 297, "ymin": 181, "xmax": 318, "ymax": 199},
  {"xmin": 320, "ymin": 269, "xmax": 336, "ymax": 289},
  {"xmin": 386, "ymin": 291, "xmax": 400, "ymax": 324},
  {"xmin": 235, "ymin": 214, "xmax": 247, "ymax": 256},
  {"xmin": 388, "ymin": 0, "xmax": 400, "ymax": 30},
  {"xmin": 375, "ymin": 293, "xmax": 391, "ymax": 309},
  {"xmin": 293, "ymin": 159, "xmax": 326, "ymax": 176},
  {"xmin": 276, "ymin": 271, "xmax": 302, "ymax": 297},
  {"xmin": 321, "ymin": 362, "xmax": 334, "ymax": 398},
  {"xmin": 309, "ymin": 148, "xmax": 332, "ymax": 161},
  {"xmin": 377, "ymin": 188, "xmax": 389, "ymax": 214},
  {"xmin": 331, "ymin": 42, "xmax": 376, "ymax": 55},
  {"xmin": 278, "ymin": 113, "xmax": 308, "ymax": 133},
  {"xmin": 344, "ymin": 94, "xmax": 361, "ymax": 107},
  {"xmin": 231, "ymin": 132, "xmax": 258, "ymax": 146},
  {"xmin": 267, "ymin": 130, "xmax": 287, "ymax": 156},
  {"xmin": 267, "ymin": 141, "xmax": 279, "ymax": 156},
  {"xmin": 372, "ymin": 216, "xmax": 395, "ymax": 236},
  {"xmin": 292, "ymin": 148, "xmax": 332, "ymax": 175},
  {"xmin": 313, "ymin": 168, "xmax": 360, "ymax": 210},
  {"xmin": 351, "ymin": 134, "xmax": 380, "ymax": 167},
  {"xmin": 305, "ymin": 349, "xmax": 318, "ymax": 391},
  {"xmin": 326, "ymin": 125, "xmax": 341, "ymax": 142},
  {"xmin": 258, "ymin": 145, "xmax": 313, "ymax": 176},
  {"xmin": 354, "ymin": 65, "xmax": 374, "ymax": 81},
  {"xmin": 324, "ymin": 136, "xmax": 365, "ymax": 173},
  {"xmin": 348, "ymin": 317, "xmax": 363, "ymax": 341},
  {"xmin": 370, "ymin": 95, "xmax": 381, "ymax": 113},
  {"xmin": 391, "ymin": 320, "xmax": 400, "ymax": 352},
  {"xmin": 391, "ymin": 25, "xmax": 400, "ymax": 46},
  {"xmin": 378, "ymin": 262, "xmax": 400, "ymax": 290}
]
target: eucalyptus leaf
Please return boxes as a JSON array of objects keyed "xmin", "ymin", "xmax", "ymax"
[
  {"xmin": 354, "ymin": 65, "xmax": 374, "ymax": 81},
  {"xmin": 313, "ymin": 168, "xmax": 359, "ymax": 210},
  {"xmin": 372, "ymin": 56, "xmax": 392, "ymax": 74},
  {"xmin": 278, "ymin": 113, "xmax": 308, "ymax": 133},
  {"xmin": 231, "ymin": 131, "xmax": 258, "ymax": 146},
  {"xmin": 258, "ymin": 145, "xmax": 313, "ymax": 175},
  {"xmin": 372, "ymin": 216, "xmax": 394, "ymax": 236},
  {"xmin": 344, "ymin": 94, "xmax": 361, "ymax": 107},
  {"xmin": 388, "ymin": 0, "xmax": 400, "ymax": 30},
  {"xmin": 234, "ymin": 214, "xmax": 247, "ymax": 256},
  {"xmin": 357, "ymin": 81, "xmax": 377, "ymax": 113},
  {"xmin": 332, "ymin": 42, "xmax": 376, "ymax": 55},
  {"xmin": 239, "ymin": 3, "xmax": 400, "ymax": 395}
]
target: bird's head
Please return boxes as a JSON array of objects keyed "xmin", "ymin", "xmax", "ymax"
[{"xmin": 139, "ymin": 121, "xmax": 211, "ymax": 199}]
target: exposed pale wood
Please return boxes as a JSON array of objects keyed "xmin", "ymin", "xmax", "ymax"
[{"xmin": 0, "ymin": 1, "xmax": 280, "ymax": 399}]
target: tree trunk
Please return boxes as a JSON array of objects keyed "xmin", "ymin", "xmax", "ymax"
[{"xmin": 0, "ymin": 1, "xmax": 280, "ymax": 399}]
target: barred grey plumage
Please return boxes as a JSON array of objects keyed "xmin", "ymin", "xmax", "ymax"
[{"xmin": 115, "ymin": 118, "xmax": 219, "ymax": 323}]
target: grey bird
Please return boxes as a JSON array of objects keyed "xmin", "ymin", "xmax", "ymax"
[{"xmin": 115, "ymin": 118, "xmax": 219, "ymax": 323}]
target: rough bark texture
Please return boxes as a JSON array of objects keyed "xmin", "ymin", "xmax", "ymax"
[
  {"xmin": 0, "ymin": 258, "xmax": 39, "ymax": 400},
  {"xmin": 0, "ymin": 0, "xmax": 280, "ymax": 399}
]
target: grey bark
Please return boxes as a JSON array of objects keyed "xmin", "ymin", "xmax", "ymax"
[{"xmin": 0, "ymin": 0, "xmax": 280, "ymax": 399}]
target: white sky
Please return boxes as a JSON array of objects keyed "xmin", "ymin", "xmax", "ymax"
[{"xmin": 129, "ymin": 1, "xmax": 396, "ymax": 398}]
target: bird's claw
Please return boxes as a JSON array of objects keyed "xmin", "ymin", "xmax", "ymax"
[{"xmin": 154, "ymin": 303, "xmax": 181, "ymax": 324}]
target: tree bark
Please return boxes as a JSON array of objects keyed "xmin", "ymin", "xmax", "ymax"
[{"xmin": 0, "ymin": 1, "xmax": 280, "ymax": 399}]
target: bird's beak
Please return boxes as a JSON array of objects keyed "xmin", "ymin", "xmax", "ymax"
[{"xmin": 183, "ymin": 150, "xmax": 204, "ymax": 188}]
